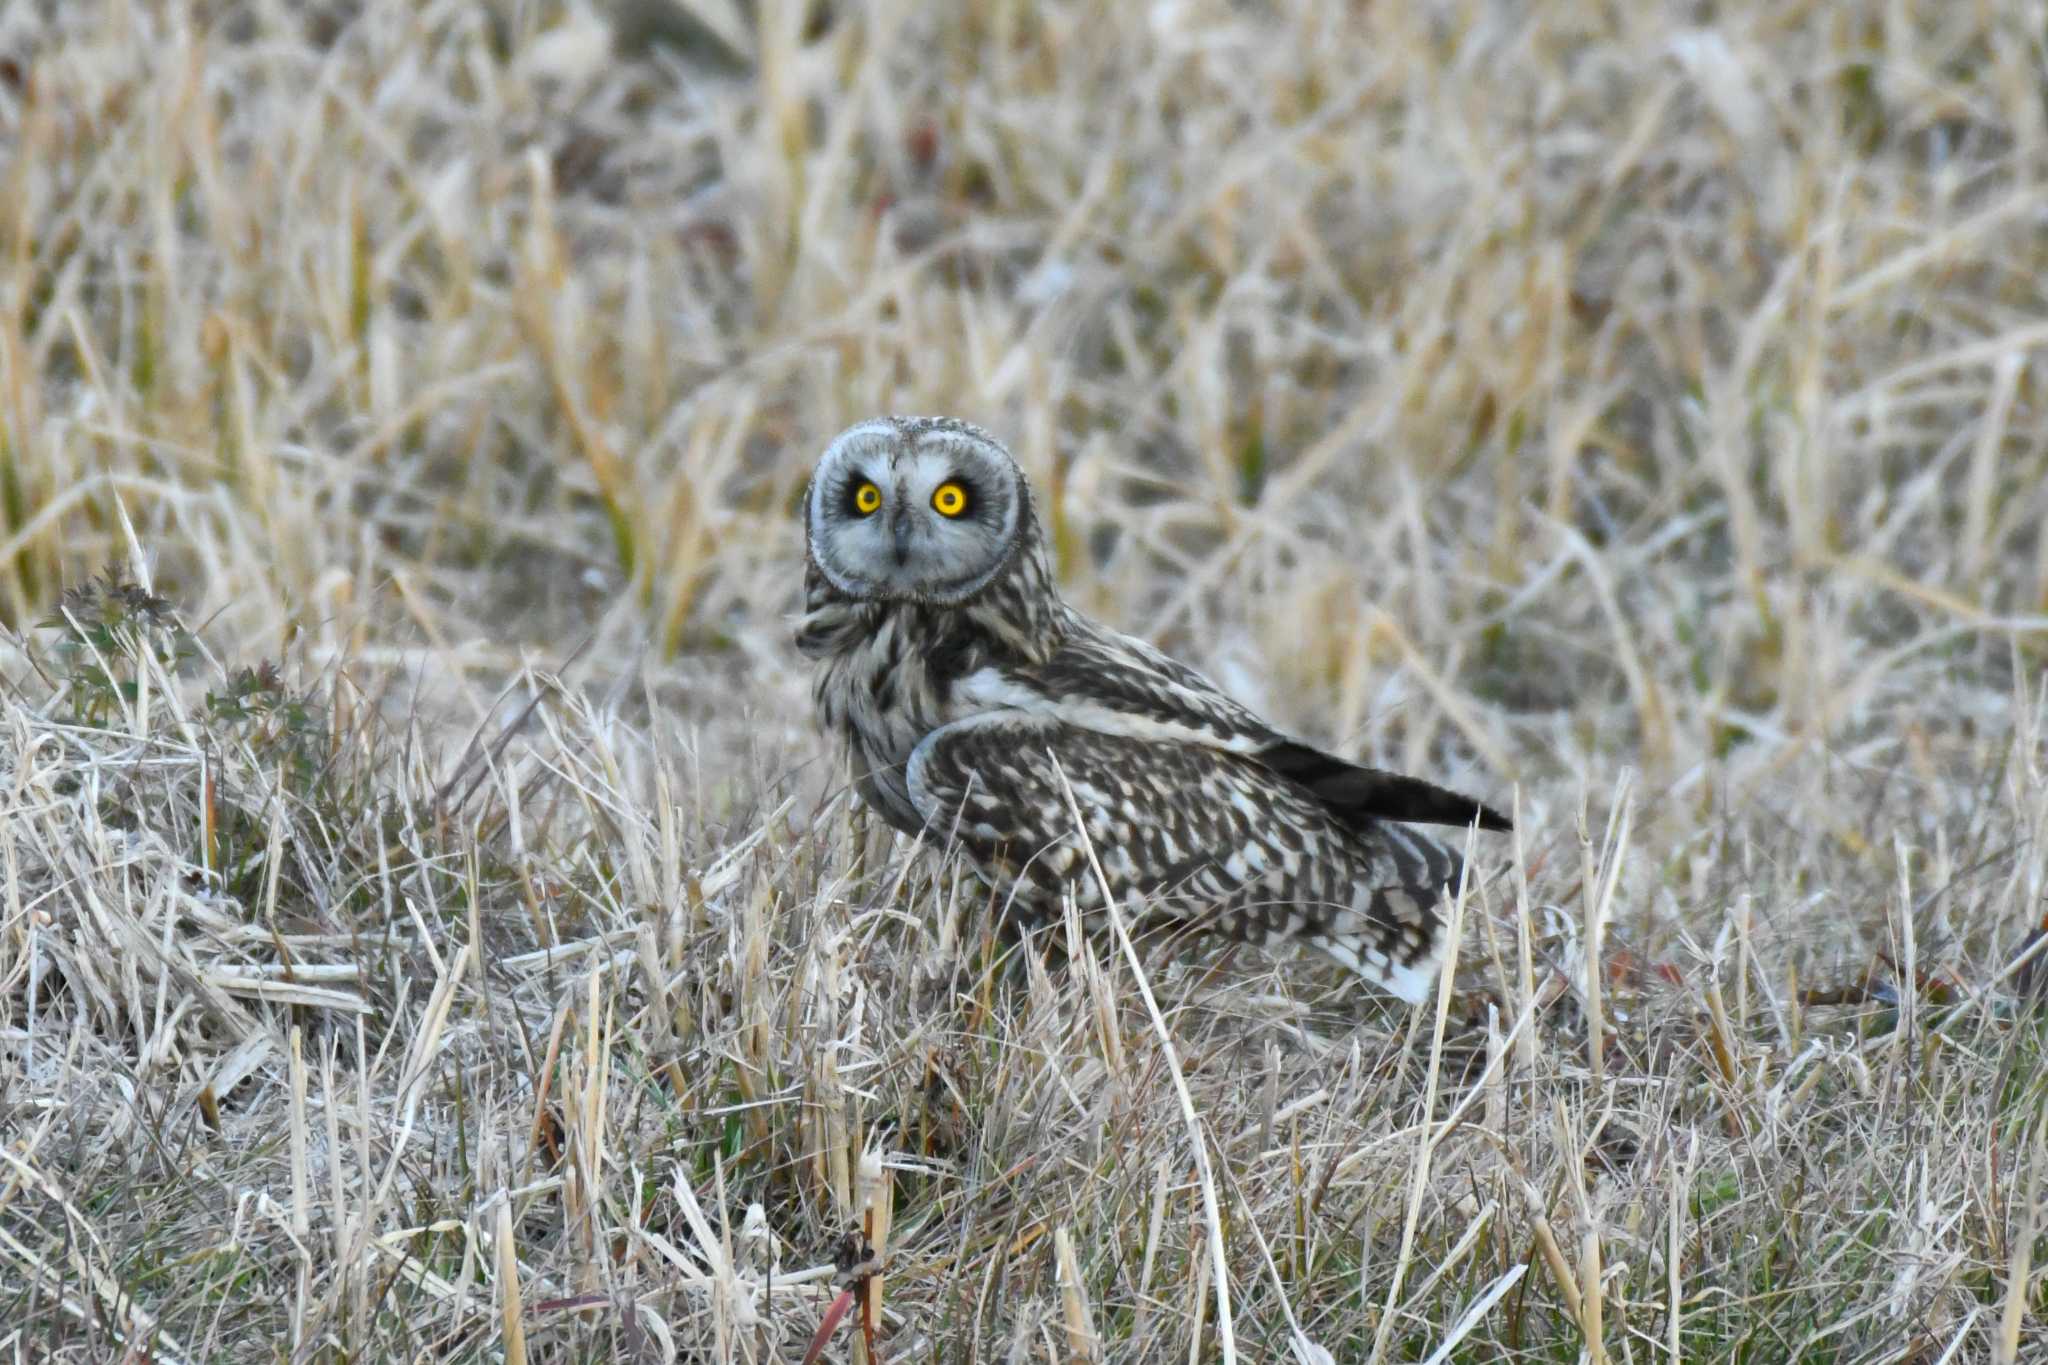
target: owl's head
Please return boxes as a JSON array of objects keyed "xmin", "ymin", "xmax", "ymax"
[{"xmin": 804, "ymin": 417, "xmax": 1035, "ymax": 605}]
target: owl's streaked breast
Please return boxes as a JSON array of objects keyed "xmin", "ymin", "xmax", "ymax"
[{"xmin": 805, "ymin": 598, "xmax": 989, "ymax": 834}]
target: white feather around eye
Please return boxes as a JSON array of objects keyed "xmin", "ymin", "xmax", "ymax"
[{"xmin": 805, "ymin": 417, "xmax": 1028, "ymax": 605}]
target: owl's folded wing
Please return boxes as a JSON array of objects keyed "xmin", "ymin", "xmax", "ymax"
[
  {"xmin": 995, "ymin": 624, "xmax": 1510, "ymax": 834},
  {"xmin": 905, "ymin": 712, "xmax": 1457, "ymax": 1002}
]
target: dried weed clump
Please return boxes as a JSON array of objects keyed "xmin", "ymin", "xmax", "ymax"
[{"xmin": 3, "ymin": 1, "xmax": 2048, "ymax": 1360}]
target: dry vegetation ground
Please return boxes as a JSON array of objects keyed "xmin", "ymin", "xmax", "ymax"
[{"xmin": 2, "ymin": 0, "xmax": 2047, "ymax": 1360}]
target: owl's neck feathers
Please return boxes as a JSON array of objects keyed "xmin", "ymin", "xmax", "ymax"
[{"xmin": 962, "ymin": 512, "xmax": 1067, "ymax": 663}]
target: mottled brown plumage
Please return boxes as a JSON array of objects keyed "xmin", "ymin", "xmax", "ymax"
[{"xmin": 798, "ymin": 416, "xmax": 1506, "ymax": 1001}]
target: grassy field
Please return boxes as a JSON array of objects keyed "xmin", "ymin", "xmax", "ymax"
[{"xmin": 3, "ymin": 1, "xmax": 2047, "ymax": 1360}]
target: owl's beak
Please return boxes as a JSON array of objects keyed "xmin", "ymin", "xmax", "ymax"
[{"xmin": 889, "ymin": 510, "xmax": 912, "ymax": 565}]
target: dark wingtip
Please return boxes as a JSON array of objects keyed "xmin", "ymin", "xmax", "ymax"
[{"xmin": 1257, "ymin": 739, "xmax": 1513, "ymax": 834}]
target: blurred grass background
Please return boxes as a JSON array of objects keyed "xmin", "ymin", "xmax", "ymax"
[{"xmin": 1, "ymin": 1, "xmax": 2046, "ymax": 1360}]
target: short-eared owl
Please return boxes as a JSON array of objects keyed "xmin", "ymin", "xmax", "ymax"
[{"xmin": 797, "ymin": 417, "xmax": 1507, "ymax": 1002}]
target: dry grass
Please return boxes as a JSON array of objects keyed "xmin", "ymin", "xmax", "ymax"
[{"xmin": 3, "ymin": 0, "xmax": 2047, "ymax": 1359}]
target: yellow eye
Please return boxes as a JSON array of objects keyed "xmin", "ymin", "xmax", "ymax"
[
  {"xmin": 932, "ymin": 482, "xmax": 968, "ymax": 517},
  {"xmin": 853, "ymin": 482, "xmax": 882, "ymax": 515}
]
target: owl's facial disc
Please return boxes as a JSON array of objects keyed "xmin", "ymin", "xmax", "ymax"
[{"xmin": 806, "ymin": 419, "xmax": 1027, "ymax": 605}]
